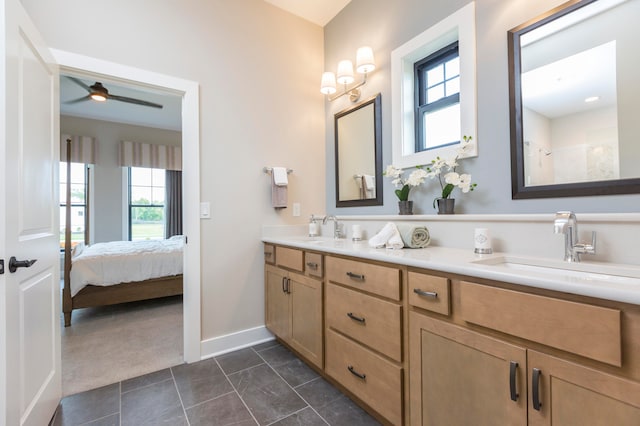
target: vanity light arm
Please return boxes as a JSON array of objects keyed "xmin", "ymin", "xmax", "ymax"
[{"xmin": 327, "ymin": 73, "xmax": 368, "ymax": 102}]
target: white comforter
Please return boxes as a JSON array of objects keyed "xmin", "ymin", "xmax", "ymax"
[{"xmin": 70, "ymin": 237, "xmax": 184, "ymax": 297}]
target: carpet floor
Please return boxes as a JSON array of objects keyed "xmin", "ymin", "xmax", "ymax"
[{"xmin": 61, "ymin": 295, "xmax": 184, "ymax": 397}]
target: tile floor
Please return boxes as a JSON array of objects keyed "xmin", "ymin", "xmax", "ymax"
[{"xmin": 51, "ymin": 340, "xmax": 381, "ymax": 426}]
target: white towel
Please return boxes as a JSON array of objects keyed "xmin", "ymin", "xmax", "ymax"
[
  {"xmin": 273, "ymin": 167, "xmax": 288, "ymax": 186},
  {"xmin": 363, "ymin": 174, "xmax": 375, "ymax": 198},
  {"xmin": 368, "ymin": 222, "xmax": 399, "ymax": 248},
  {"xmin": 386, "ymin": 227, "xmax": 404, "ymax": 250}
]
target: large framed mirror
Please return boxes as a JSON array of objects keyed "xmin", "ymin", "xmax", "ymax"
[
  {"xmin": 335, "ymin": 93, "xmax": 383, "ymax": 207},
  {"xmin": 508, "ymin": 0, "xmax": 640, "ymax": 199}
]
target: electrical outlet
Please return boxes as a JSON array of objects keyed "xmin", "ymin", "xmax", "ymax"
[{"xmin": 292, "ymin": 202, "xmax": 301, "ymax": 217}]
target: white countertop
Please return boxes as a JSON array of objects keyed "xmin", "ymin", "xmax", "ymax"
[{"xmin": 262, "ymin": 236, "xmax": 640, "ymax": 306}]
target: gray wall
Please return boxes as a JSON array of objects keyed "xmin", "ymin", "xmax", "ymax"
[
  {"xmin": 61, "ymin": 115, "xmax": 182, "ymax": 243},
  {"xmin": 324, "ymin": 0, "xmax": 640, "ymax": 215}
]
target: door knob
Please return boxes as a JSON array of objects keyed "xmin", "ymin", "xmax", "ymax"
[{"xmin": 8, "ymin": 257, "xmax": 37, "ymax": 273}]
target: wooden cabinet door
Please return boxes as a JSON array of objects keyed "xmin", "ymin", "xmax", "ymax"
[
  {"xmin": 289, "ymin": 272, "xmax": 323, "ymax": 369},
  {"xmin": 528, "ymin": 350, "xmax": 640, "ymax": 426},
  {"xmin": 265, "ymin": 265, "xmax": 290, "ymax": 340},
  {"xmin": 409, "ymin": 312, "xmax": 527, "ymax": 426}
]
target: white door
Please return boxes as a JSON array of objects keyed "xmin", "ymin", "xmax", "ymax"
[{"xmin": 0, "ymin": 0, "xmax": 61, "ymax": 424}]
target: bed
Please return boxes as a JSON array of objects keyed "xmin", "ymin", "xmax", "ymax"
[{"xmin": 62, "ymin": 145, "xmax": 183, "ymax": 327}]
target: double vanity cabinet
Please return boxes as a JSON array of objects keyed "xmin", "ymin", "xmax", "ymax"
[{"xmin": 264, "ymin": 241, "xmax": 640, "ymax": 425}]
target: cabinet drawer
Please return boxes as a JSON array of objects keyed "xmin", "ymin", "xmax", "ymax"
[
  {"xmin": 263, "ymin": 244, "xmax": 275, "ymax": 265},
  {"xmin": 326, "ymin": 256, "xmax": 401, "ymax": 301},
  {"xmin": 459, "ymin": 281, "xmax": 622, "ymax": 366},
  {"xmin": 326, "ymin": 329, "xmax": 403, "ymax": 425},
  {"xmin": 326, "ymin": 283, "xmax": 402, "ymax": 362},
  {"xmin": 275, "ymin": 246, "xmax": 303, "ymax": 272},
  {"xmin": 408, "ymin": 272, "xmax": 450, "ymax": 316},
  {"xmin": 304, "ymin": 252, "xmax": 323, "ymax": 278}
]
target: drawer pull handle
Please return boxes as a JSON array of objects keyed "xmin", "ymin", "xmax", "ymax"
[
  {"xmin": 347, "ymin": 312, "xmax": 366, "ymax": 323},
  {"xmin": 264, "ymin": 252, "xmax": 273, "ymax": 257},
  {"xmin": 346, "ymin": 272, "xmax": 365, "ymax": 281},
  {"xmin": 413, "ymin": 288, "xmax": 438, "ymax": 298},
  {"xmin": 347, "ymin": 365, "xmax": 366, "ymax": 380},
  {"xmin": 282, "ymin": 276, "xmax": 287, "ymax": 294},
  {"xmin": 532, "ymin": 368, "xmax": 542, "ymax": 411},
  {"xmin": 509, "ymin": 361, "xmax": 519, "ymax": 402},
  {"xmin": 306, "ymin": 262, "xmax": 318, "ymax": 270}
]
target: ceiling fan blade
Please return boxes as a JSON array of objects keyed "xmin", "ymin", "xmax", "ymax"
[
  {"xmin": 65, "ymin": 76, "xmax": 92, "ymax": 93},
  {"xmin": 63, "ymin": 95, "xmax": 91, "ymax": 104},
  {"xmin": 109, "ymin": 94, "xmax": 163, "ymax": 109}
]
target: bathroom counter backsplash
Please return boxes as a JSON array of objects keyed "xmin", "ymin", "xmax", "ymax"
[{"xmin": 262, "ymin": 214, "xmax": 640, "ymax": 306}]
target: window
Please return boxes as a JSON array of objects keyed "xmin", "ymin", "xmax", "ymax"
[
  {"xmin": 415, "ymin": 42, "xmax": 460, "ymax": 152},
  {"xmin": 129, "ymin": 167, "xmax": 165, "ymax": 241},
  {"xmin": 59, "ymin": 162, "xmax": 88, "ymax": 250},
  {"xmin": 391, "ymin": 2, "xmax": 477, "ymax": 169}
]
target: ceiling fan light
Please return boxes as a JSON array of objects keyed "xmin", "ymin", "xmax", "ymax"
[{"xmin": 90, "ymin": 93, "xmax": 107, "ymax": 102}]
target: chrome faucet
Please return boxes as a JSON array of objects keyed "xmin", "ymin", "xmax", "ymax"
[
  {"xmin": 553, "ymin": 211, "xmax": 596, "ymax": 262},
  {"xmin": 323, "ymin": 215, "xmax": 343, "ymax": 239}
]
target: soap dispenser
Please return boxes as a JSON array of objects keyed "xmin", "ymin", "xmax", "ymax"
[{"xmin": 309, "ymin": 214, "xmax": 319, "ymax": 237}]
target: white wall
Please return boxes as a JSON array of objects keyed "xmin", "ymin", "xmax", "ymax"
[
  {"xmin": 324, "ymin": 0, "xmax": 640, "ymax": 215},
  {"xmin": 61, "ymin": 115, "xmax": 181, "ymax": 243},
  {"xmin": 23, "ymin": 0, "xmax": 326, "ymax": 343}
]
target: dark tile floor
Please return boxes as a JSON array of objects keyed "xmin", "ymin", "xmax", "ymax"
[{"xmin": 51, "ymin": 340, "xmax": 381, "ymax": 426}]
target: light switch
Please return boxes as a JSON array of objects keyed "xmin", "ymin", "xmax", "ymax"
[
  {"xmin": 292, "ymin": 202, "xmax": 301, "ymax": 217},
  {"xmin": 200, "ymin": 202, "xmax": 211, "ymax": 219}
]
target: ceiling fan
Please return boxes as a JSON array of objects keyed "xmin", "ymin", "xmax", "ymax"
[{"xmin": 64, "ymin": 76, "xmax": 163, "ymax": 109}]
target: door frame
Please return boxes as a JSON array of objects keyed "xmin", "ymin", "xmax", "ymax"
[{"xmin": 53, "ymin": 49, "xmax": 202, "ymax": 363}]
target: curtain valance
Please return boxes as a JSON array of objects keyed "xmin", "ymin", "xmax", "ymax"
[
  {"xmin": 60, "ymin": 134, "xmax": 98, "ymax": 164},
  {"xmin": 119, "ymin": 140, "xmax": 182, "ymax": 171}
]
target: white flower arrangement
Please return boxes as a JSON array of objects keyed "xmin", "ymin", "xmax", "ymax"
[
  {"xmin": 424, "ymin": 135, "xmax": 477, "ymax": 207},
  {"xmin": 383, "ymin": 165, "xmax": 429, "ymax": 201}
]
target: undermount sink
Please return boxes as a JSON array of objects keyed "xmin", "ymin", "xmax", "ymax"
[{"xmin": 471, "ymin": 256, "xmax": 640, "ymax": 285}]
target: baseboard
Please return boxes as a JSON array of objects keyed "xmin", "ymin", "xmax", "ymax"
[{"xmin": 199, "ymin": 325, "xmax": 275, "ymax": 360}]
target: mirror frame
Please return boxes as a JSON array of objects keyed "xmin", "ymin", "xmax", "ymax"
[
  {"xmin": 335, "ymin": 93, "xmax": 383, "ymax": 207},
  {"xmin": 508, "ymin": 0, "xmax": 640, "ymax": 199}
]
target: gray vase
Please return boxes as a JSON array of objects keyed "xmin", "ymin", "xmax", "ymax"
[
  {"xmin": 398, "ymin": 200, "xmax": 413, "ymax": 215},
  {"xmin": 436, "ymin": 198, "xmax": 455, "ymax": 214}
]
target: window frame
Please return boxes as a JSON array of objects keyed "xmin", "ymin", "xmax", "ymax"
[
  {"xmin": 414, "ymin": 41, "xmax": 460, "ymax": 153},
  {"xmin": 391, "ymin": 1, "xmax": 477, "ymax": 169},
  {"xmin": 127, "ymin": 167, "xmax": 166, "ymax": 241},
  {"xmin": 59, "ymin": 162, "xmax": 91, "ymax": 251}
]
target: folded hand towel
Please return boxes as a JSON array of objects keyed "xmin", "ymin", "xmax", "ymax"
[
  {"xmin": 396, "ymin": 223, "xmax": 431, "ymax": 248},
  {"xmin": 272, "ymin": 167, "xmax": 288, "ymax": 186},
  {"xmin": 271, "ymin": 174, "xmax": 287, "ymax": 208},
  {"xmin": 386, "ymin": 227, "xmax": 404, "ymax": 250},
  {"xmin": 368, "ymin": 222, "xmax": 398, "ymax": 248}
]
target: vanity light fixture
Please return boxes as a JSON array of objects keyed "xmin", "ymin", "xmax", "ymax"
[{"xmin": 321, "ymin": 46, "xmax": 375, "ymax": 102}]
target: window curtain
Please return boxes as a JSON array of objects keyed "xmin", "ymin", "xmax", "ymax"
[
  {"xmin": 119, "ymin": 140, "xmax": 182, "ymax": 171},
  {"xmin": 165, "ymin": 170, "xmax": 183, "ymax": 238},
  {"xmin": 60, "ymin": 134, "xmax": 98, "ymax": 164}
]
